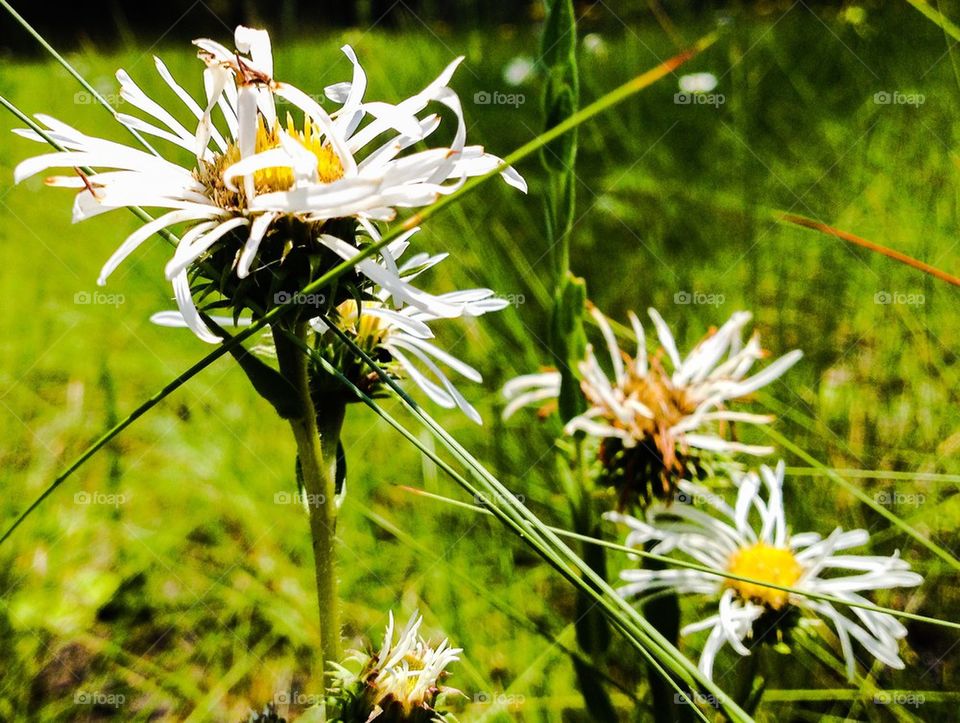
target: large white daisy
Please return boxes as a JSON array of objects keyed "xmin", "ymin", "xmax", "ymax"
[
  {"xmin": 13, "ymin": 26, "xmax": 524, "ymax": 342},
  {"xmin": 503, "ymin": 307, "xmax": 802, "ymax": 501},
  {"xmin": 606, "ymin": 462, "xmax": 922, "ymax": 680}
]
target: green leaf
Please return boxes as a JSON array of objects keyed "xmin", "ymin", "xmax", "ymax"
[
  {"xmin": 550, "ymin": 272, "xmax": 588, "ymax": 422},
  {"xmin": 540, "ymin": 0, "xmax": 578, "ymax": 70}
]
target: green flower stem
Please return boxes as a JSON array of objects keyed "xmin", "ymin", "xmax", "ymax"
[{"xmin": 276, "ymin": 321, "xmax": 344, "ymax": 683}]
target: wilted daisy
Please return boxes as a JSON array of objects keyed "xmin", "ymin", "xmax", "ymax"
[
  {"xmin": 607, "ymin": 462, "xmax": 922, "ymax": 680},
  {"xmin": 13, "ymin": 25, "xmax": 524, "ymax": 342},
  {"xmin": 503, "ymin": 307, "xmax": 802, "ymax": 504},
  {"xmin": 327, "ymin": 611, "xmax": 461, "ymax": 722},
  {"xmin": 310, "ymin": 240, "xmax": 507, "ymax": 423}
]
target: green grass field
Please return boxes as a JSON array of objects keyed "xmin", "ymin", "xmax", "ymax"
[{"xmin": 1, "ymin": 3, "xmax": 959, "ymax": 720}]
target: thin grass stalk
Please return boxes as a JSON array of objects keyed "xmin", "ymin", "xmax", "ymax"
[{"xmin": 777, "ymin": 213, "xmax": 960, "ymax": 287}]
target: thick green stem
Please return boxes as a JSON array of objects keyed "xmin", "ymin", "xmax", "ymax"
[{"xmin": 276, "ymin": 322, "xmax": 345, "ymax": 685}]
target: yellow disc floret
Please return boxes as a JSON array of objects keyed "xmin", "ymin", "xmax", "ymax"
[
  {"xmin": 198, "ymin": 113, "xmax": 345, "ymax": 207},
  {"xmin": 251, "ymin": 113, "xmax": 345, "ymax": 192},
  {"xmin": 726, "ymin": 542, "xmax": 803, "ymax": 609},
  {"xmin": 336, "ymin": 300, "xmax": 389, "ymax": 349}
]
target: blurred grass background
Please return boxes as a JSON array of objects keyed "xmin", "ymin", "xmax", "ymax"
[{"xmin": 1, "ymin": 1, "xmax": 959, "ymax": 720}]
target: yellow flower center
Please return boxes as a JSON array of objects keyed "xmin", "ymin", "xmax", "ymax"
[
  {"xmin": 195, "ymin": 113, "xmax": 345, "ymax": 209},
  {"xmin": 336, "ymin": 300, "xmax": 388, "ymax": 348},
  {"xmin": 250, "ymin": 114, "xmax": 345, "ymax": 192},
  {"xmin": 726, "ymin": 542, "xmax": 802, "ymax": 609}
]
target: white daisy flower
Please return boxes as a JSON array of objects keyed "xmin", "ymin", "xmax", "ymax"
[
  {"xmin": 12, "ymin": 26, "xmax": 524, "ymax": 343},
  {"xmin": 311, "ymin": 237, "xmax": 507, "ymax": 424},
  {"xmin": 503, "ymin": 307, "xmax": 802, "ymax": 501},
  {"xmin": 606, "ymin": 462, "xmax": 922, "ymax": 681},
  {"xmin": 328, "ymin": 611, "xmax": 461, "ymax": 722}
]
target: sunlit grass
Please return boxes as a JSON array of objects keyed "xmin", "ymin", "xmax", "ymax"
[{"xmin": 0, "ymin": 4, "xmax": 958, "ymax": 720}]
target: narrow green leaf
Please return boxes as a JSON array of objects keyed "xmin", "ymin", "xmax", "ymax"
[{"xmin": 551, "ymin": 273, "xmax": 588, "ymax": 422}]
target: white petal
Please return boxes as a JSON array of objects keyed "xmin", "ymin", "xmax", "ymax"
[
  {"xmin": 98, "ymin": 209, "xmax": 217, "ymax": 285},
  {"xmin": 236, "ymin": 212, "xmax": 278, "ymax": 278}
]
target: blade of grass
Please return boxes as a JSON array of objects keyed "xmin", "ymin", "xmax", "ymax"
[
  {"xmin": 0, "ymin": 0, "xmax": 159, "ymax": 154},
  {"xmin": 784, "ymin": 467, "xmax": 960, "ymax": 484},
  {"xmin": 762, "ymin": 688, "xmax": 958, "ymax": 702}
]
